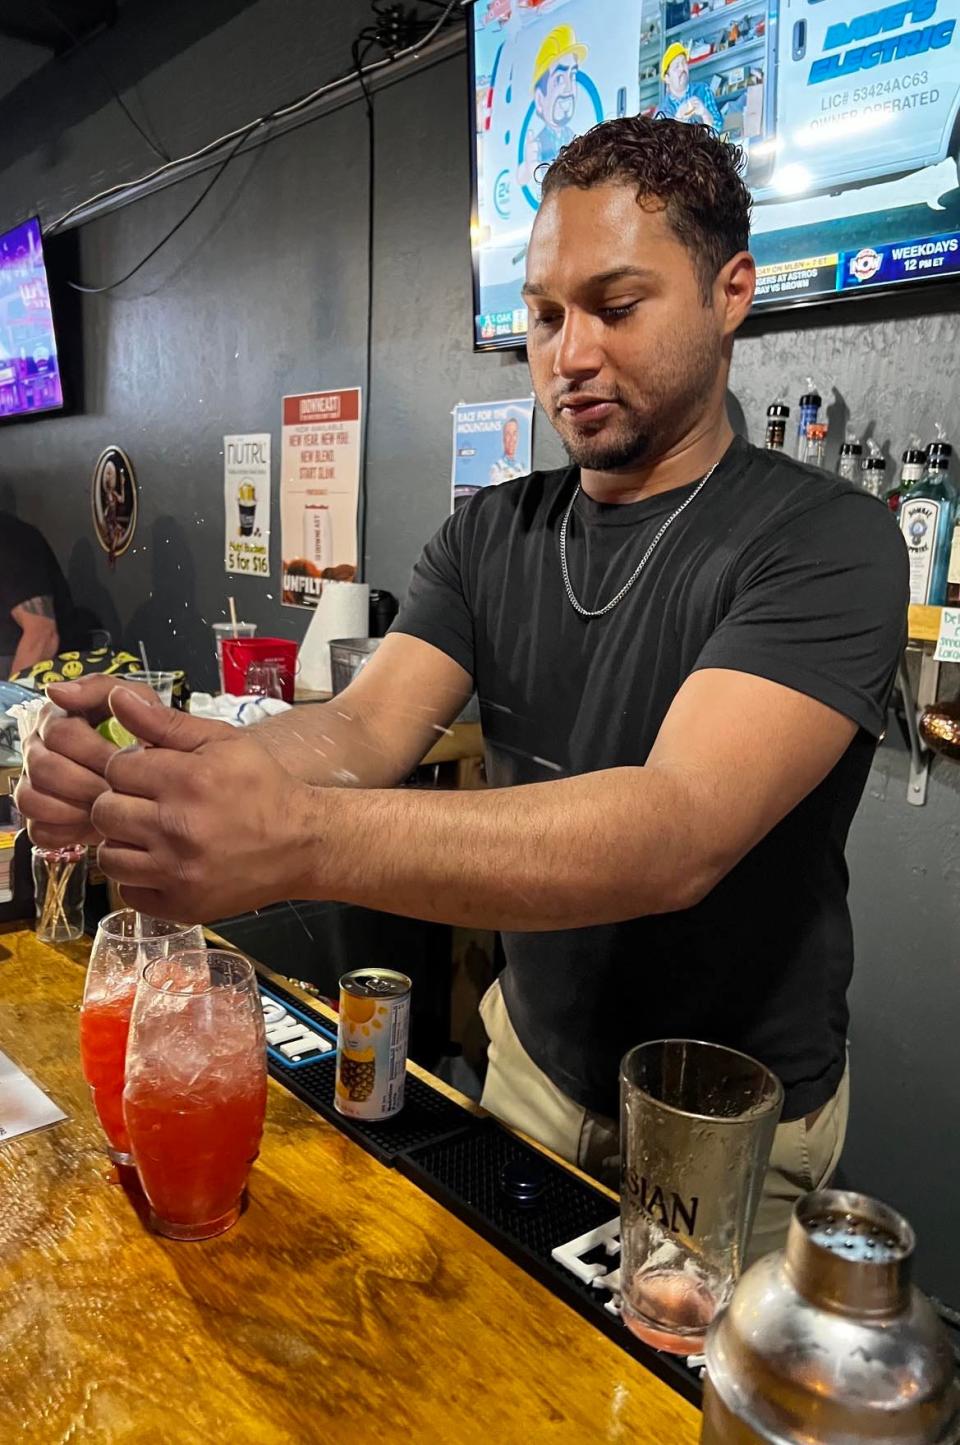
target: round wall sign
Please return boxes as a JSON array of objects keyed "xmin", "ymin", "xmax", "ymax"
[{"xmin": 91, "ymin": 446, "xmax": 138, "ymax": 563}]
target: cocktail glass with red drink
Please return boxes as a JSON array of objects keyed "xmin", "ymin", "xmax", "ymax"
[
  {"xmin": 79, "ymin": 911, "xmax": 204, "ymax": 1164},
  {"xmin": 123, "ymin": 949, "xmax": 267, "ymax": 1240}
]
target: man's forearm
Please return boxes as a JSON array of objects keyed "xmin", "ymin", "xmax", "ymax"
[
  {"xmin": 249, "ymin": 631, "xmax": 472, "ymax": 790},
  {"xmin": 254, "ymin": 700, "xmax": 429, "ymax": 789},
  {"xmin": 293, "ymin": 766, "xmax": 727, "ymax": 930},
  {"xmin": 11, "ymin": 622, "xmax": 58, "ymax": 676}
]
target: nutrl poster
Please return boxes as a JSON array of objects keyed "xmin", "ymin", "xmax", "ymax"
[
  {"xmin": 224, "ymin": 433, "xmax": 271, "ymax": 577},
  {"xmin": 280, "ymin": 388, "xmax": 361, "ymax": 609},
  {"xmin": 452, "ymin": 397, "xmax": 534, "ymax": 511}
]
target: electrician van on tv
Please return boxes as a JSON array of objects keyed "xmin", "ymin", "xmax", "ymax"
[{"xmin": 754, "ymin": 0, "xmax": 960, "ymax": 202}]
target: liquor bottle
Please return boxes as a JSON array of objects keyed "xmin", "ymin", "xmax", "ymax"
[
  {"xmin": 885, "ymin": 442, "xmax": 925, "ymax": 516},
  {"xmin": 795, "ymin": 387, "xmax": 822, "ymax": 460},
  {"xmin": 800, "ymin": 421, "xmax": 828, "ymax": 469},
  {"xmin": 899, "ymin": 441, "xmax": 956, "ymax": 606},
  {"xmin": 859, "ymin": 444, "xmax": 886, "ymax": 499},
  {"xmin": 836, "ymin": 438, "xmax": 862, "ymax": 483},
  {"xmin": 764, "ymin": 402, "xmax": 789, "ymax": 452}
]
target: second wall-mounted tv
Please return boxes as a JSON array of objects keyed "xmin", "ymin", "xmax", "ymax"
[
  {"xmin": 470, "ymin": 0, "xmax": 960, "ymax": 350},
  {"xmin": 0, "ymin": 216, "xmax": 65, "ymax": 419}
]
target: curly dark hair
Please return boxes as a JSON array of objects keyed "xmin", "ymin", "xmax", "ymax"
[{"xmin": 540, "ymin": 116, "xmax": 752, "ymax": 300}]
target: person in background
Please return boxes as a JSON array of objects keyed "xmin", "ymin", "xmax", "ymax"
[
  {"xmin": 0, "ymin": 512, "xmax": 79, "ymax": 678},
  {"xmin": 18, "ymin": 118, "xmax": 908, "ymax": 1262},
  {"xmin": 657, "ymin": 43, "xmax": 723, "ymax": 130}
]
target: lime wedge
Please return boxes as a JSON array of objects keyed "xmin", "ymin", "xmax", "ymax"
[{"xmin": 98, "ymin": 717, "xmax": 138, "ymax": 748}]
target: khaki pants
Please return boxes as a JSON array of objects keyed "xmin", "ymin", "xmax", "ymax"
[{"xmin": 480, "ymin": 979, "xmax": 849, "ymax": 1265}]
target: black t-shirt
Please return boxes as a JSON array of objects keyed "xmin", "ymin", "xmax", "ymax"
[
  {"xmin": 0, "ymin": 512, "xmax": 78, "ymax": 661},
  {"xmin": 393, "ymin": 436, "xmax": 908, "ymax": 1121}
]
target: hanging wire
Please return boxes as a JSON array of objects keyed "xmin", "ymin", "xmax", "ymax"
[
  {"xmin": 351, "ymin": 30, "xmax": 380, "ymax": 583},
  {"xmin": 35, "ymin": 0, "xmax": 171, "ymax": 162},
  {"xmin": 67, "ymin": 122, "xmax": 260, "ymax": 294},
  {"xmin": 46, "ymin": 0, "xmax": 465, "ymax": 239}
]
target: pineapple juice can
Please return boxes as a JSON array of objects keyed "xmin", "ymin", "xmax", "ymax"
[{"xmin": 335, "ymin": 969, "xmax": 412, "ymax": 1120}]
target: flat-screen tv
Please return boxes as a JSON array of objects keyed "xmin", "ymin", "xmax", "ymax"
[
  {"xmin": 470, "ymin": 0, "xmax": 960, "ymax": 349},
  {"xmin": 0, "ymin": 217, "xmax": 64, "ymax": 419}
]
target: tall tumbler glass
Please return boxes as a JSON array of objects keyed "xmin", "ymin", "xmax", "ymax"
[
  {"xmin": 620, "ymin": 1039, "xmax": 783, "ymax": 1355},
  {"xmin": 212, "ymin": 621, "xmax": 256, "ymax": 691},
  {"xmin": 79, "ymin": 912, "xmax": 205, "ymax": 1164},
  {"xmin": 123, "ymin": 949, "xmax": 267, "ymax": 1240}
]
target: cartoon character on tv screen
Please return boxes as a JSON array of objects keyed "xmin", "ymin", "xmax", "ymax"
[
  {"xmin": 656, "ymin": 42, "xmax": 722, "ymax": 130},
  {"xmin": 517, "ymin": 24, "xmax": 590, "ymax": 187}
]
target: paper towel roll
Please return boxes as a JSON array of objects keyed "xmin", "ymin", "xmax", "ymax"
[{"xmin": 297, "ymin": 581, "xmax": 369, "ymax": 693}]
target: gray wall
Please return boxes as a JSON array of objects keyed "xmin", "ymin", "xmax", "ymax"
[{"xmin": 2, "ymin": 5, "xmax": 959, "ymax": 1299}]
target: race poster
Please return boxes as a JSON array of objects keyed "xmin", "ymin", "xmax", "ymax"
[
  {"xmin": 280, "ymin": 389, "xmax": 361, "ymax": 610},
  {"xmin": 452, "ymin": 396, "xmax": 535, "ymax": 510},
  {"xmin": 471, "ymin": 0, "xmax": 960, "ymax": 341},
  {"xmin": 224, "ymin": 433, "xmax": 271, "ymax": 577}
]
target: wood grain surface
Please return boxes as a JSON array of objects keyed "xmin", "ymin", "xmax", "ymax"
[{"xmin": 0, "ymin": 926, "xmax": 700, "ymax": 1444}]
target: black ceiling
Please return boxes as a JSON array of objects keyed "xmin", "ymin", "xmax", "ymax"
[{"xmin": 0, "ymin": 0, "xmax": 118, "ymax": 55}]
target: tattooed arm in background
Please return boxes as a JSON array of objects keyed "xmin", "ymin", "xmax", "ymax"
[{"xmin": 10, "ymin": 595, "xmax": 59, "ymax": 676}]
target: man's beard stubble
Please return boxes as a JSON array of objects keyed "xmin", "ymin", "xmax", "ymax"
[
  {"xmin": 550, "ymin": 325, "xmax": 722, "ymax": 473},
  {"xmin": 559, "ymin": 418, "xmax": 656, "ymax": 472}
]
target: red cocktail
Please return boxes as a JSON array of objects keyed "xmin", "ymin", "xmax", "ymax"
[
  {"xmin": 80, "ymin": 912, "xmax": 205, "ymax": 1165},
  {"xmin": 123, "ymin": 949, "xmax": 267, "ymax": 1240},
  {"xmin": 79, "ymin": 986, "xmax": 136, "ymax": 1160},
  {"xmin": 124, "ymin": 1076, "xmax": 266, "ymax": 1234}
]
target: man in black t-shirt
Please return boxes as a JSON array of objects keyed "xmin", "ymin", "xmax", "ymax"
[
  {"xmin": 18, "ymin": 118, "xmax": 907, "ymax": 1260},
  {"xmin": 0, "ymin": 513, "xmax": 79, "ymax": 678}
]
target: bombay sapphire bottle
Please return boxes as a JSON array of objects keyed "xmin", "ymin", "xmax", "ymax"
[
  {"xmin": 899, "ymin": 441, "xmax": 956, "ymax": 606},
  {"xmin": 886, "ymin": 441, "xmax": 926, "ymax": 517}
]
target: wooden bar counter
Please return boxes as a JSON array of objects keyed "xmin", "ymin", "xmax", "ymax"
[{"xmin": 0, "ymin": 925, "xmax": 700, "ymax": 1444}]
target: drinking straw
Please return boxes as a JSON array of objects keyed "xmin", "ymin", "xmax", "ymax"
[
  {"xmin": 139, "ymin": 640, "xmax": 150, "ymax": 675},
  {"xmin": 228, "ymin": 597, "xmax": 238, "ymax": 637}
]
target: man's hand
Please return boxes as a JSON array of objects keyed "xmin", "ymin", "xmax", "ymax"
[
  {"xmin": 16, "ymin": 675, "xmax": 163, "ymax": 849},
  {"xmin": 92, "ymin": 689, "xmax": 313, "ymax": 923}
]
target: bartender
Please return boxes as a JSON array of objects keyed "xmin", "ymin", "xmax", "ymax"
[{"xmin": 18, "ymin": 117, "xmax": 907, "ymax": 1261}]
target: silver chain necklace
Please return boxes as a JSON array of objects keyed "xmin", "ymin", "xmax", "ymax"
[{"xmin": 559, "ymin": 461, "xmax": 719, "ymax": 618}]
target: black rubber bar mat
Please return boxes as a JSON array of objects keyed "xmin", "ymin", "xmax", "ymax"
[
  {"xmin": 257, "ymin": 970, "xmax": 702, "ymax": 1406},
  {"xmin": 399, "ymin": 1121, "xmax": 703, "ymax": 1407},
  {"xmin": 258, "ymin": 972, "xmax": 477, "ymax": 1165}
]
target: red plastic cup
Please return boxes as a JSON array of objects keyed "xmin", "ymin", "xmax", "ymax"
[{"xmin": 220, "ymin": 637, "xmax": 298, "ymax": 701}]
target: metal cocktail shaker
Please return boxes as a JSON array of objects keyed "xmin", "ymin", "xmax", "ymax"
[{"xmin": 701, "ymin": 1190, "xmax": 960, "ymax": 1444}]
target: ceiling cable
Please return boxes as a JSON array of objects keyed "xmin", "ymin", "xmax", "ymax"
[{"xmin": 45, "ymin": 0, "xmax": 465, "ymax": 239}]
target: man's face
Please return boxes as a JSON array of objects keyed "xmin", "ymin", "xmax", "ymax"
[
  {"xmin": 503, "ymin": 420, "xmax": 519, "ymax": 457},
  {"xmin": 536, "ymin": 55, "xmax": 578, "ymax": 131},
  {"xmin": 524, "ymin": 183, "xmax": 732, "ymax": 472},
  {"xmin": 665, "ymin": 54, "xmax": 689, "ymax": 99}
]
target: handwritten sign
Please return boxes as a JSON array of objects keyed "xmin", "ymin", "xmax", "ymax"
[{"xmin": 934, "ymin": 607, "xmax": 960, "ymax": 663}]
